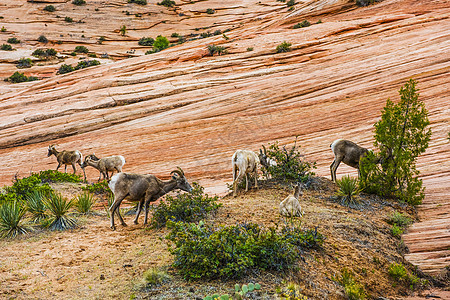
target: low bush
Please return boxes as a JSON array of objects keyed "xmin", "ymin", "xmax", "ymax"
[
  {"xmin": 157, "ymin": 0, "xmax": 176, "ymax": 7},
  {"xmin": 207, "ymin": 44, "xmax": 227, "ymax": 56},
  {"xmin": 17, "ymin": 58, "xmax": 33, "ymax": 69},
  {"xmin": 143, "ymin": 267, "xmax": 170, "ymax": 285},
  {"xmin": 42, "ymin": 192, "xmax": 77, "ymax": 231},
  {"xmin": 72, "ymin": 0, "xmax": 86, "ymax": 5},
  {"xmin": 260, "ymin": 139, "xmax": 316, "ymax": 184},
  {"xmin": 82, "ymin": 180, "xmax": 111, "ymax": 195},
  {"xmin": 166, "ymin": 220, "xmax": 324, "ymax": 280},
  {"xmin": 37, "ymin": 35, "xmax": 48, "ymax": 43},
  {"xmin": 128, "ymin": 0, "xmax": 147, "ymax": 4},
  {"xmin": 335, "ymin": 175, "xmax": 361, "ymax": 206},
  {"xmin": 64, "ymin": 16, "xmax": 74, "ymax": 23},
  {"xmin": 388, "ymin": 211, "xmax": 412, "ymax": 227},
  {"xmin": 286, "ymin": 0, "xmax": 296, "ymax": 7},
  {"xmin": 388, "ymin": 262, "xmax": 427, "ymax": 290},
  {"xmin": 276, "ymin": 41, "xmax": 292, "ymax": 53},
  {"xmin": 356, "ymin": 0, "xmax": 378, "ymax": 7},
  {"xmin": 293, "ymin": 20, "xmax": 310, "ymax": 29},
  {"xmin": 7, "ymin": 37, "xmax": 20, "ymax": 44},
  {"xmin": 74, "ymin": 192, "xmax": 95, "ymax": 214},
  {"xmin": 1, "ymin": 26, "xmax": 6, "ymax": 32},
  {"xmin": 58, "ymin": 60, "xmax": 100, "ymax": 74},
  {"xmin": 153, "ymin": 35, "xmax": 169, "ymax": 51},
  {"xmin": 43, "ymin": 5, "xmax": 56, "ymax": 12},
  {"xmin": 1, "ymin": 44, "xmax": 13, "ymax": 51},
  {"xmin": 32, "ymin": 48, "xmax": 57, "ymax": 58},
  {"xmin": 0, "ymin": 201, "xmax": 30, "ymax": 239},
  {"xmin": 337, "ymin": 268, "xmax": 366, "ymax": 300},
  {"xmin": 138, "ymin": 37, "xmax": 154, "ymax": 46},
  {"xmin": 150, "ymin": 183, "xmax": 221, "ymax": 229},
  {"xmin": 74, "ymin": 45, "xmax": 89, "ymax": 53},
  {"xmin": 58, "ymin": 64, "xmax": 74, "ymax": 74},
  {"xmin": 206, "ymin": 8, "xmax": 215, "ymax": 14},
  {"xmin": 7, "ymin": 71, "xmax": 38, "ymax": 83}
]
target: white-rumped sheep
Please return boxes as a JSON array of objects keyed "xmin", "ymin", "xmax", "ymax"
[
  {"xmin": 108, "ymin": 167, "xmax": 192, "ymax": 230},
  {"xmin": 81, "ymin": 154, "xmax": 126, "ymax": 182},
  {"xmin": 279, "ymin": 184, "xmax": 303, "ymax": 217},
  {"xmin": 232, "ymin": 150, "xmax": 260, "ymax": 197},
  {"xmin": 47, "ymin": 145, "xmax": 86, "ymax": 179},
  {"xmin": 330, "ymin": 139, "xmax": 370, "ymax": 182}
]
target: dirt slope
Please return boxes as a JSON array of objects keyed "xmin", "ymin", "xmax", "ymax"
[{"xmin": 0, "ymin": 0, "xmax": 449, "ymax": 280}]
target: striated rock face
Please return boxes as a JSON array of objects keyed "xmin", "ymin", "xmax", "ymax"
[{"xmin": 0, "ymin": 0, "xmax": 449, "ymax": 277}]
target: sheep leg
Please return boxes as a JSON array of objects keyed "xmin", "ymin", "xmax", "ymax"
[
  {"xmin": 245, "ymin": 173, "xmax": 249, "ymax": 192},
  {"xmin": 97, "ymin": 171, "xmax": 102, "ymax": 182},
  {"xmin": 71, "ymin": 163, "xmax": 77, "ymax": 174},
  {"xmin": 109, "ymin": 194, "xmax": 127, "ymax": 230},
  {"xmin": 330, "ymin": 157, "xmax": 342, "ymax": 182},
  {"xmin": 133, "ymin": 200, "xmax": 144, "ymax": 224},
  {"xmin": 143, "ymin": 197, "xmax": 153, "ymax": 225},
  {"xmin": 64, "ymin": 164, "xmax": 68, "ymax": 173},
  {"xmin": 56, "ymin": 163, "xmax": 61, "ymax": 171},
  {"xmin": 116, "ymin": 209, "xmax": 127, "ymax": 227},
  {"xmin": 254, "ymin": 168, "xmax": 258, "ymax": 189}
]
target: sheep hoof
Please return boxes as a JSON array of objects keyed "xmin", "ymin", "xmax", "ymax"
[
  {"xmin": 121, "ymin": 223, "xmax": 128, "ymax": 227},
  {"xmin": 111, "ymin": 225, "xmax": 116, "ymax": 230},
  {"xmin": 133, "ymin": 221, "xmax": 138, "ymax": 225}
]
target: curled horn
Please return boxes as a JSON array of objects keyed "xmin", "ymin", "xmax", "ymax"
[
  {"xmin": 262, "ymin": 144, "xmax": 267, "ymax": 155},
  {"xmin": 170, "ymin": 168, "xmax": 184, "ymax": 178}
]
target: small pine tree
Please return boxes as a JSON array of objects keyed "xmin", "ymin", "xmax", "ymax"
[{"xmin": 360, "ymin": 79, "xmax": 431, "ymax": 205}]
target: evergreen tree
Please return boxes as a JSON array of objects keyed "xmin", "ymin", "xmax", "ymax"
[{"xmin": 360, "ymin": 79, "xmax": 431, "ymax": 205}]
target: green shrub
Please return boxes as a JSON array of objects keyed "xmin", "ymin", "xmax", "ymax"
[
  {"xmin": 171, "ymin": 32, "xmax": 179, "ymax": 38},
  {"xmin": 150, "ymin": 183, "xmax": 221, "ymax": 229},
  {"xmin": 388, "ymin": 211, "xmax": 412, "ymax": 227},
  {"xmin": 74, "ymin": 192, "xmax": 95, "ymax": 214},
  {"xmin": 335, "ymin": 175, "xmax": 361, "ymax": 206},
  {"xmin": 7, "ymin": 71, "xmax": 38, "ymax": 83},
  {"xmin": 391, "ymin": 224, "xmax": 403, "ymax": 238},
  {"xmin": 0, "ymin": 201, "xmax": 30, "ymax": 239},
  {"xmin": 58, "ymin": 64, "xmax": 75, "ymax": 74},
  {"xmin": 82, "ymin": 180, "xmax": 111, "ymax": 195},
  {"xmin": 276, "ymin": 282, "xmax": 307, "ymax": 300},
  {"xmin": 33, "ymin": 48, "xmax": 57, "ymax": 59},
  {"xmin": 25, "ymin": 190, "xmax": 48, "ymax": 224},
  {"xmin": 42, "ymin": 192, "xmax": 77, "ymax": 230},
  {"xmin": 356, "ymin": 0, "xmax": 377, "ymax": 7},
  {"xmin": 360, "ymin": 79, "xmax": 431, "ymax": 205},
  {"xmin": 207, "ymin": 44, "xmax": 227, "ymax": 56},
  {"xmin": 37, "ymin": 35, "xmax": 48, "ymax": 43},
  {"xmin": 153, "ymin": 35, "xmax": 169, "ymax": 51},
  {"xmin": 74, "ymin": 45, "xmax": 89, "ymax": 53},
  {"xmin": 1, "ymin": 26, "xmax": 6, "ymax": 32},
  {"xmin": 0, "ymin": 173, "xmax": 53, "ymax": 205},
  {"xmin": 247, "ymin": 47, "xmax": 254, "ymax": 51},
  {"xmin": 388, "ymin": 263, "xmax": 427, "ymax": 290},
  {"xmin": 206, "ymin": 8, "xmax": 215, "ymax": 14},
  {"xmin": 72, "ymin": 0, "xmax": 86, "ymax": 5},
  {"xmin": 143, "ymin": 267, "xmax": 170, "ymax": 285},
  {"xmin": 293, "ymin": 20, "xmax": 310, "ymax": 29},
  {"xmin": 260, "ymin": 139, "xmax": 316, "ymax": 184},
  {"xmin": 158, "ymin": 0, "xmax": 176, "ymax": 7},
  {"xmin": 337, "ymin": 268, "xmax": 366, "ymax": 300},
  {"xmin": 276, "ymin": 41, "xmax": 292, "ymax": 53},
  {"xmin": 75, "ymin": 59, "xmax": 100, "ymax": 69},
  {"xmin": 98, "ymin": 36, "xmax": 106, "ymax": 44},
  {"xmin": 43, "ymin": 5, "xmax": 56, "ymax": 12},
  {"xmin": 213, "ymin": 29, "xmax": 222, "ymax": 36},
  {"xmin": 286, "ymin": 0, "xmax": 296, "ymax": 7},
  {"xmin": 17, "ymin": 58, "xmax": 33, "ymax": 69},
  {"xmin": 65, "ymin": 16, "xmax": 74, "ymax": 23},
  {"xmin": 7, "ymin": 37, "xmax": 20, "ymax": 44},
  {"xmin": 138, "ymin": 37, "xmax": 154, "ymax": 46},
  {"xmin": 1, "ymin": 44, "xmax": 13, "ymax": 51},
  {"xmin": 128, "ymin": 0, "xmax": 147, "ymax": 4}
]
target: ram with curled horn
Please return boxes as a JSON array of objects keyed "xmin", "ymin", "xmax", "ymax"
[{"xmin": 108, "ymin": 167, "xmax": 193, "ymax": 230}]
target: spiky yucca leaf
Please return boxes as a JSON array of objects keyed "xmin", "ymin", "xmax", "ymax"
[
  {"xmin": 75, "ymin": 192, "xmax": 95, "ymax": 214},
  {"xmin": 42, "ymin": 192, "xmax": 77, "ymax": 230},
  {"xmin": 336, "ymin": 176, "xmax": 361, "ymax": 206},
  {"xmin": 25, "ymin": 190, "xmax": 47, "ymax": 223},
  {"xmin": 0, "ymin": 201, "xmax": 30, "ymax": 238}
]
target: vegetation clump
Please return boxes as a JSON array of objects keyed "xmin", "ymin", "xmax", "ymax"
[
  {"xmin": 128, "ymin": 0, "xmax": 147, "ymax": 5},
  {"xmin": 41, "ymin": 192, "xmax": 77, "ymax": 231},
  {"xmin": 32, "ymin": 48, "xmax": 57, "ymax": 58},
  {"xmin": 150, "ymin": 183, "xmax": 221, "ymax": 229},
  {"xmin": 335, "ymin": 175, "xmax": 361, "ymax": 206},
  {"xmin": 260, "ymin": 139, "xmax": 316, "ymax": 184},
  {"xmin": 276, "ymin": 41, "xmax": 292, "ymax": 53},
  {"xmin": 58, "ymin": 60, "xmax": 100, "ymax": 74},
  {"xmin": 82, "ymin": 180, "xmax": 111, "ymax": 196},
  {"xmin": 336, "ymin": 268, "xmax": 366, "ymax": 300},
  {"xmin": 1, "ymin": 44, "xmax": 13, "ymax": 51},
  {"xmin": 6, "ymin": 71, "xmax": 38, "ymax": 83},
  {"xmin": 293, "ymin": 20, "xmax": 311, "ymax": 29},
  {"xmin": 286, "ymin": 0, "xmax": 296, "ymax": 7},
  {"xmin": 157, "ymin": 0, "xmax": 176, "ymax": 7},
  {"xmin": 17, "ymin": 58, "xmax": 33, "ymax": 69},
  {"xmin": 74, "ymin": 45, "xmax": 89, "ymax": 53},
  {"xmin": 388, "ymin": 262, "xmax": 426, "ymax": 290},
  {"xmin": 360, "ymin": 79, "xmax": 431, "ymax": 205},
  {"xmin": 356, "ymin": 0, "xmax": 380, "ymax": 7},
  {"xmin": 206, "ymin": 8, "xmax": 215, "ymax": 14},
  {"xmin": 7, "ymin": 37, "xmax": 20, "ymax": 44},
  {"xmin": 387, "ymin": 211, "xmax": 412, "ymax": 238},
  {"xmin": 207, "ymin": 44, "xmax": 227, "ymax": 56},
  {"xmin": 74, "ymin": 192, "xmax": 95, "ymax": 214},
  {"xmin": 138, "ymin": 37, "xmax": 154, "ymax": 46},
  {"xmin": 0, "ymin": 201, "xmax": 30, "ymax": 239},
  {"xmin": 64, "ymin": 16, "xmax": 74, "ymax": 23},
  {"xmin": 72, "ymin": 0, "xmax": 86, "ymax": 5},
  {"xmin": 43, "ymin": 5, "xmax": 56, "ymax": 12},
  {"xmin": 37, "ymin": 35, "xmax": 48, "ymax": 43},
  {"xmin": 143, "ymin": 267, "xmax": 171, "ymax": 285}
]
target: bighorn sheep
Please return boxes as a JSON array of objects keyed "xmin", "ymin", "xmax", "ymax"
[
  {"xmin": 232, "ymin": 150, "xmax": 260, "ymax": 197},
  {"xmin": 108, "ymin": 167, "xmax": 193, "ymax": 230},
  {"xmin": 279, "ymin": 184, "xmax": 303, "ymax": 217},
  {"xmin": 47, "ymin": 145, "xmax": 86, "ymax": 179},
  {"xmin": 330, "ymin": 139, "xmax": 370, "ymax": 182},
  {"xmin": 81, "ymin": 154, "xmax": 126, "ymax": 182},
  {"xmin": 259, "ymin": 145, "xmax": 277, "ymax": 178}
]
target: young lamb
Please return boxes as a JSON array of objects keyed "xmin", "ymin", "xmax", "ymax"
[
  {"xmin": 330, "ymin": 139, "xmax": 370, "ymax": 182},
  {"xmin": 81, "ymin": 154, "xmax": 126, "ymax": 181},
  {"xmin": 232, "ymin": 150, "xmax": 260, "ymax": 197},
  {"xmin": 108, "ymin": 168, "xmax": 192, "ymax": 230},
  {"xmin": 47, "ymin": 145, "xmax": 86, "ymax": 179},
  {"xmin": 279, "ymin": 184, "xmax": 303, "ymax": 218}
]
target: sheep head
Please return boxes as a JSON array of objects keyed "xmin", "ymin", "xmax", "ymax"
[{"xmin": 170, "ymin": 167, "xmax": 192, "ymax": 192}]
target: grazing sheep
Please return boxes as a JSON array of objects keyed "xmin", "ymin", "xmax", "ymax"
[
  {"xmin": 330, "ymin": 139, "xmax": 370, "ymax": 182},
  {"xmin": 232, "ymin": 150, "xmax": 260, "ymax": 197},
  {"xmin": 47, "ymin": 145, "xmax": 86, "ymax": 179},
  {"xmin": 259, "ymin": 145, "xmax": 277, "ymax": 178},
  {"xmin": 108, "ymin": 167, "xmax": 193, "ymax": 230},
  {"xmin": 279, "ymin": 184, "xmax": 303, "ymax": 217},
  {"xmin": 81, "ymin": 154, "xmax": 126, "ymax": 181}
]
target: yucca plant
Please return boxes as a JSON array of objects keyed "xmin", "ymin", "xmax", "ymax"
[
  {"xmin": 74, "ymin": 192, "xmax": 95, "ymax": 214},
  {"xmin": 0, "ymin": 201, "xmax": 30, "ymax": 238},
  {"xmin": 25, "ymin": 190, "xmax": 48, "ymax": 223},
  {"xmin": 42, "ymin": 192, "xmax": 77, "ymax": 230},
  {"xmin": 336, "ymin": 175, "xmax": 361, "ymax": 205}
]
